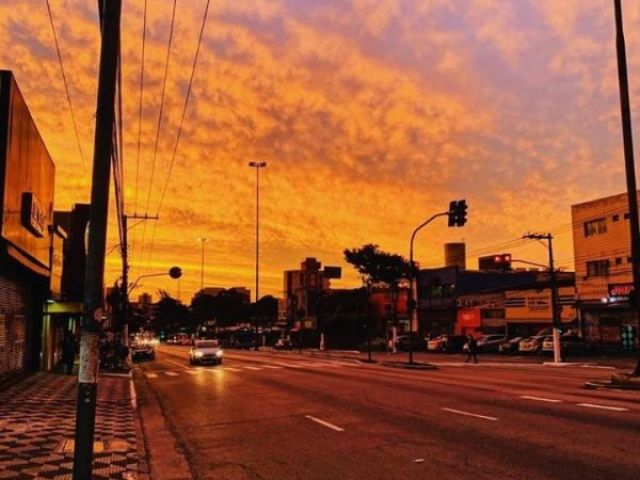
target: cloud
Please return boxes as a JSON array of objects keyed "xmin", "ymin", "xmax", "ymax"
[{"xmin": 1, "ymin": 0, "xmax": 637, "ymax": 300}]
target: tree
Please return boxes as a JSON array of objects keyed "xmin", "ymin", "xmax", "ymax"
[
  {"xmin": 154, "ymin": 290, "xmax": 191, "ymax": 332},
  {"xmin": 215, "ymin": 288, "xmax": 249, "ymax": 327},
  {"xmin": 344, "ymin": 244, "xmax": 411, "ymax": 337},
  {"xmin": 191, "ymin": 293, "xmax": 218, "ymax": 328},
  {"xmin": 254, "ymin": 295, "xmax": 278, "ymax": 325}
]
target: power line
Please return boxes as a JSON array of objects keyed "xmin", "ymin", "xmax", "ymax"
[
  {"xmin": 136, "ymin": 0, "xmax": 178, "ymax": 275},
  {"xmin": 142, "ymin": 0, "xmax": 211, "ymax": 277},
  {"xmin": 134, "ymin": 0, "xmax": 148, "ymax": 216},
  {"xmin": 44, "ymin": 0, "xmax": 87, "ymax": 176}
]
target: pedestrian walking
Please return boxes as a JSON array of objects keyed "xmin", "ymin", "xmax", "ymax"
[
  {"xmin": 62, "ymin": 330, "xmax": 77, "ymax": 375},
  {"xmin": 465, "ymin": 335, "xmax": 478, "ymax": 364}
]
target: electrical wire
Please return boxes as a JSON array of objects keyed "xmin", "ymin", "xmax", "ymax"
[
  {"xmin": 44, "ymin": 0, "xmax": 87, "ymax": 177},
  {"xmin": 142, "ymin": 0, "xmax": 211, "ymax": 277}
]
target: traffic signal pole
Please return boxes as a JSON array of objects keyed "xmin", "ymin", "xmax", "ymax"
[
  {"xmin": 73, "ymin": 1, "xmax": 121, "ymax": 479},
  {"xmin": 613, "ymin": 0, "xmax": 640, "ymax": 376}
]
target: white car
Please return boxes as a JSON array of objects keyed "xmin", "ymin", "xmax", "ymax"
[{"xmin": 189, "ymin": 340, "xmax": 224, "ymax": 365}]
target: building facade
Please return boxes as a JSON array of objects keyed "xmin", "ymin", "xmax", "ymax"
[
  {"xmin": 0, "ymin": 71, "xmax": 55, "ymax": 380},
  {"xmin": 572, "ymin": 193, "xmax": 640, "ymax": 349},
  {"xmin": 284, "ymin": 257, "xmax": 332, "ymax": 330}
]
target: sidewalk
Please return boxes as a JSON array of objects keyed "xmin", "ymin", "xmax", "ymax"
[
  {"xmin": 0, "ymin": 371, "xmax": 139, "ymax": 480},
  {"xmin": 272, "ymin": 348, "xmax": 639, "ymax": 370}
]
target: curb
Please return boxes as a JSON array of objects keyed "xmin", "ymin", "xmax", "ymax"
[
  {"xmin": 380, "ymin": 362, "xmax": 437, "ymax": 370},
  {"xmin": 584, "ymin": 380, "xmax": 640, "ymax": 391},
  {"xmin": 131, "ymin": 374, "xmax": 150, "ymax": 480}
]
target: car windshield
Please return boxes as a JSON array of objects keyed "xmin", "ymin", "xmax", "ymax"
[{"xmin": 196, "ymin": 340, "xmax": 220, "ymax": 348}]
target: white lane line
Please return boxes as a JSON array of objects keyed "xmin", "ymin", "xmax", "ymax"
[
  {"xmin": 304, "ymin": 415, "xmax": 345, "ymax": 432},
  {"xmin": 577, "ymin": 403, "xmax": 628, "ymax": 412},
  {"xmin": 164, "ymin": 371, "xmax": 179, "ymax": 377},
  {"xmin": 164, "ymin": 358, "xmax": 190, "ymax": 370},
  {"xmin": 243, "ymin": 366, "xmax": 262, "ymax": 371},
  {"xmin": 145, "ymin": 373, "xmax": 158, "ymax": 379},
  {"xmin": 222, "ymin": 367, "xmax": 242, "ymax": 372},
  {"xmin": 581, "ymin": 365, "xmax": 616, "ymax": 370},
  {"xmin": 261, "ymin": 365, "xmax": 284, "ymax": 369},
  {"xmin": 520, "ymin": 395, "xmax": 563, "ymax": 403},
  {"xmin": 301, "ymin": 363, "xmax": 324, "ymax": 368},
  {"xmin": 441, "ymin": 408, "xmax": 498, "ymax": 421}
]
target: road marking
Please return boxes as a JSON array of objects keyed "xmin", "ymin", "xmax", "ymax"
[
  {"xmin": 261, "ymin": 365, "xmax": 283, "ymax": 369},
  {"xmin": 164, "ymin": 358, "xmax": 189, "ymax": 370},
  {"xmin": 222, "ymin": 367, "xmax": 241, "ymax": 372},
  {"xmin": 520, "ymin": 395, "xmax": 563, "ymax": 403},
  {"xmin": 304, "ymin": 415, "xmax": 345, "ymax": 432},
  {"xmin": 164, "ymin": 371, "xmax": 179, "ymax": 377},
  {"xmin": 186, "ymin": 370, "xmax": 198, "ymax": 375},
  {"xmin": 581, "ymin": 365, "xmax": 616, "ymax": 370},
  {"xmin": 302, "ymin": 363, "xmax": 323, "ymax": 367},
  {"xmin": 441, "ymin": 408, "xmax": 498, "ymax": 421},
  {"xmin": 577, "ymin": 403, "xmax": 628, "ymax": 412},
  {"xmin": 243, "ymin": 366, "xmax": 262, "ymax": 371},
  {"xmin": 145, "ymin": 373, "xmax": 158, "ymax": 379}
]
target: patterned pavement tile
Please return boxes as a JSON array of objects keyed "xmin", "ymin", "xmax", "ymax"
[{"xmin": 0, "ymin": 373, "xmax": 139, "ymax": 479}]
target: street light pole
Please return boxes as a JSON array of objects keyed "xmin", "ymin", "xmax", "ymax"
[
  {"xmin": 524, "ymin": 233, "xmax": 561, "ymax": 363},
  {"xmin": 198, "ymin": 237, "xmax": 209, "ymax": 291},
  {"xmin": 408, "ymin": 212, "xmax": 449, "ymax": 364},
  {"xmin": 249, "ymin": 161, "xmax": 267, "ymax": 351}
]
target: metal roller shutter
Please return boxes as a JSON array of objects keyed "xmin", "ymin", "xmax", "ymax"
[{"xmin": 0, "ymin": 274, "xmax": 27, "ymax": 378}]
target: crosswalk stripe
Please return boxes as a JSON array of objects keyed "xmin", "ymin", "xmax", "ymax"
[
  {"xmin": 186, "ymin": 370, "xmax": 198, "ymax": 375},
  {"xmin": 165, "ymin": 371, "xmax": 179, "ymax": 377},
  {"xmin": 261, "ymin": 365, "xmax": 283, "ymax": 369},
  {"xmin": 243, "ymin": 366, "xmax": 262, "ymax": 371},
  {"xmin": 223, "ymin": 367, "xmax": 242, "ymax": 372},
  {"xmin": 145, "ymin": 373, "xmax": 158, "ymax": 378}
]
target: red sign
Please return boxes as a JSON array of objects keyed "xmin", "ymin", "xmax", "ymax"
[{"xmin": 608, "ymin": 284, "xmax": 633, "ymax": 297}]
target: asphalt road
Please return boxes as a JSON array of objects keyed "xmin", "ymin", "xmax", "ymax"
[{"xmin": 134, "ymin": 345, "xmax": 640, "ymax": 480}]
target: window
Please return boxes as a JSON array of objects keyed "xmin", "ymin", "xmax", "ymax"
[
  {"xmin": 616, "ymin": 257, "xmax": 623, "ymax": 266},
  {"xmin": 624, "ymin": 213, "xmax": 630, "ymax": 220},
  {"xmin": 586, "ymin": 260, "xmax": 610, "ymax": 277},
  {"xmin": 613, "ymin": 214, "xmax": 620, "ymax": 222},
  {"xmin": 583, "ymin": 218, "xmax": 607, "ymax": 237},
  {"xmin": 628, "ymin": 257, "xmax": 633, "ymax": 264}
]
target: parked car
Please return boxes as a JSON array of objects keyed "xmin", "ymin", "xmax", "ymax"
[
  {"xmin": 498, "ymin": 336, "xmax": 525, "ymax": 354},
  {"xmin": 542, "ymin": 335, "xmax": 594, "ymax": 356},
  {"xmin": 390, "ymin": 335, "xmax": 426, "ymax": 352},
  {"xmin": 518, "ymin": 336, "xmax": 545, "ymax": 354},
  {"xmin": 274, "ymin": 338, "xmax": 292, "ymax": 350},
  {"xmin": 130, "ymin": 342, "xmax": 155, "ymax": 362},
  {"xmin": 476, "ymin": 334, "xmax": 507, "ymax": 353},
  {"xmin": 427, "ymin": 335, "xmax": 468, "ymax": 353},
  {"xmin": 189, "ymin": 339, "xmax": 224, "ymax": 365}
]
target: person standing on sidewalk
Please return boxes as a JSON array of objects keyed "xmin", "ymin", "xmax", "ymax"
[
  {"xmin": 465, "ymin": 335, "xmax": 478, "ymax": 364},
  {"xmin": 62, "ymin": 331, "xmax": 77, "ymax": 375}
]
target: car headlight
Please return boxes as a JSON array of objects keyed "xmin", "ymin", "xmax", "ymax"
[
  {"xmin": 195, "ymin": 351, "xmax": 204, "ymax": 358},
  {"xmin": 216, "ymin": 350, "xmax": 223, "ymax": 358}
]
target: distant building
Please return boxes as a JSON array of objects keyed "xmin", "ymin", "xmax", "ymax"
[
  {"xmin": 284, "ymin": 257, "xmax": 333, "ymax": 329},
  {"xmin": 417, "ymin": 266, "xmax": 576, "ymax": 337},
  {"xmin": 572, "ymin": 193, "xmax": 640, "ymax": 348}
]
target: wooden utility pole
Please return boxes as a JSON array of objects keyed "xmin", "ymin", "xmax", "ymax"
[
  {"xmin": 614, "ymin": 0, "xmax": 640, "ymax": 376},
  {"xmin": 72, "ymin": 1, "xmax": 121, "ymax": 478}
]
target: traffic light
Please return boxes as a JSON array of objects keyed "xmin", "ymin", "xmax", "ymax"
[{"xmin": 448, "ymin": 199, "xmax": 468, "ymax": 227}]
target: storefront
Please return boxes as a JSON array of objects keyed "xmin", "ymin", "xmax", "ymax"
[{"xmin": 0, "ymin": 71, "xmax": 55, "ymax": 380}]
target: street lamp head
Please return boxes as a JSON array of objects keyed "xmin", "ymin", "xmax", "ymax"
[
  {"xmin": 198, "ymin": 237, "xmax": 210, "ymax": 243},
  {"xmin": 249, "ymin": 161, "xmax": 267, "ymax": 168}
]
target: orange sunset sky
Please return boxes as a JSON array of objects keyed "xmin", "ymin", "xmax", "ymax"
[{"xmin": 2, "ymin": 0, "xmax": 640, "ymax": 302}]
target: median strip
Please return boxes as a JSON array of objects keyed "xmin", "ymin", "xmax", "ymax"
[
  {"xmin": 441, "ymin": 407, "xmax": 498, "ymax": 421},
  {"xmin": 520, "ymin": 395, "xmax": 563, "ymax": 403},
  {"xmin": 577, "ymin": 403, "xmax": 628, "ymax": 412},
  {"xmin": 304, "ymin": 415, "xmax": 345, "ymax": 432}
]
